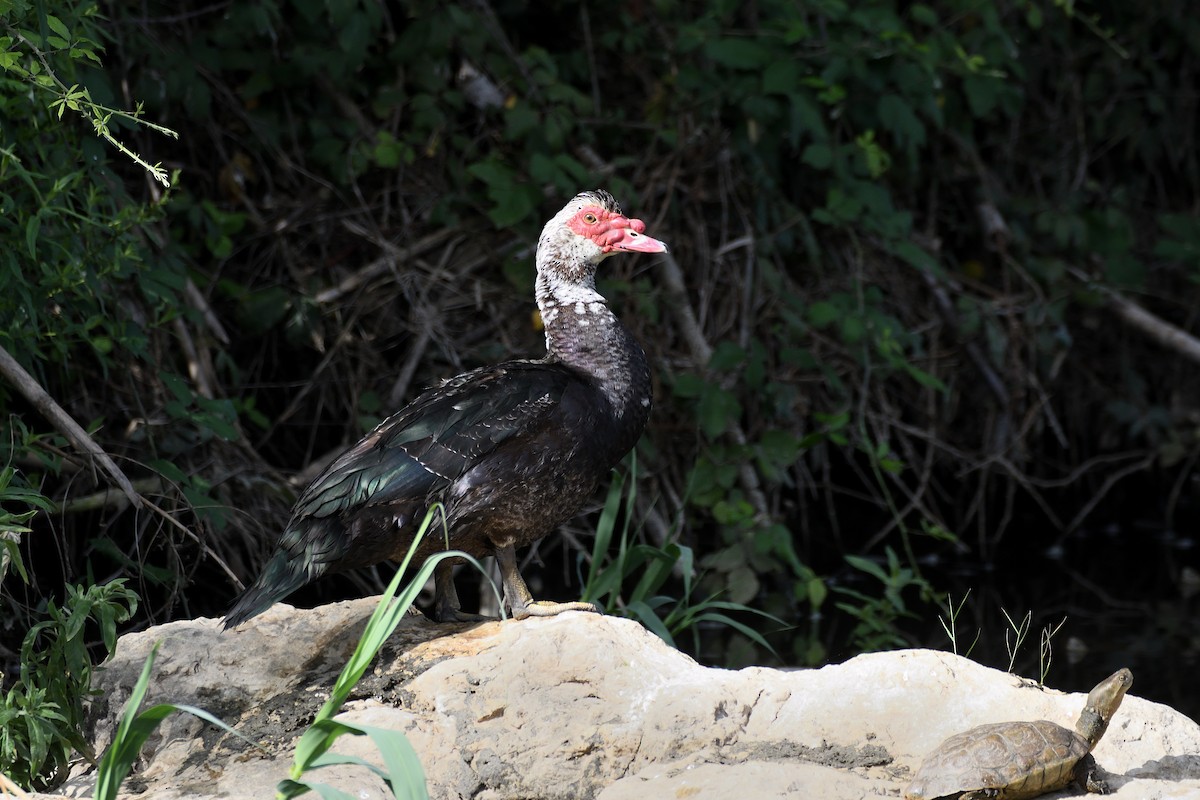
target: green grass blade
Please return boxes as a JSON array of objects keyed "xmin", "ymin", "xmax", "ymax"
[
  {"xmin": 689, "ymin": 599, "xmax": 788, "ymax": 626},
  {"xmin": 581, "ymin": 470, "xmax": 626, "ymax": 602},
  {"xmin": 352, "ymin": 722, "xmax": 427, "ymax": 799},
  {"xmin": 309, "ymin": 751, "xmax": 388, "ymax": 773},
  {"xmin": 690, "ymin": 612, "xmax": 779, "ymax": 655},
  {"xmin": 277, "ymin": 779, "xmax": 359, "ymax": 800},
  {"xmin": 625, "ymin": 599, "xmax": 676, "ymax": 646},
  {"xmin": 315, "ymin": 505, "xmax": 493, "ymax": 725},
  {"xmin": 287, "ymin": 707, "xmax": 429, "ymax": 798},
  {"xmin": 627, "ymin": 545, "xmax": 677, "ymax": 603},
  {"xmin": 292, "ymin": 721, "xmax": 355, "ymax": 780},
  {"xmin": 290, "ymin": 507, "xmax": 499, "ymax": 794},
  {"xmin": 288, "ymin": 724, "xmax": 429, "ymax": 796},
  {"xmin": 94, "ymin": 644, "xmax": 264, "ymax": 800},
  {"xmin": 314, "ymin": 546, "xmax": 492, "ymax": 726},
  {"xmin": 303, "ymin": 722, "xmax": 427, "ymax": 799},
  {"xmin": 306, "ymin": 784, "xmax": 359, "ymax": 800},
  {"xmin": 93, "ymin": 640, "xmax": 159, "ymax": 800}
]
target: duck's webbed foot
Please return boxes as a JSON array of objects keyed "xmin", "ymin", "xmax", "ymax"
[
  {"xmin": 495, "ymin": 543, "xmax": 602, "ymax": 621},
  {"xmin": 429, "ymin": 560, "xmax": 493, "ymax": 623}
]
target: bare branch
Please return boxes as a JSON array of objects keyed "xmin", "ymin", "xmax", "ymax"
[
  {"xmin": 1104, "ymin": 287, "xmax": 1200, "ymax": 364},
  {"xmin": 657, "ymin": 251, "xmax": 770, "ymax": 521},
  {"xmin": 316, "ymin": 225, "xmax": 458, "ymax": 305},
  {"xmin": 0, "ymin": 345, "xmax": 142, "ymax": 508}
]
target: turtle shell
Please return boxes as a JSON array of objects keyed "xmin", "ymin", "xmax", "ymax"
[{"xmin": 905, "ymin": 720, "xmax": 1090, "ymax": 800}]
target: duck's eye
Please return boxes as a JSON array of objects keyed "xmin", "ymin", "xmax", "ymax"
[{"xmin": 584, "ymin": 213, "xmax": 598, "ymax": 224}]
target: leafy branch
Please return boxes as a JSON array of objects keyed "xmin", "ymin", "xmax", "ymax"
[{"xmin": 0, "ymin": 14, "xmax": 177, "ymax": 186}]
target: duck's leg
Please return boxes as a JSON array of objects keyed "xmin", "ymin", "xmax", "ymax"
[
  {"xmin": 495, "ymin": 543, "xmax": 600, "ymax": 620},
  {"xmin": 431, "ymin": 560, "xmax": 491, "ymax": 623}
]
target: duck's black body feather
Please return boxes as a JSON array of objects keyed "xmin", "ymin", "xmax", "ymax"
[{"xmin": 224, "ymin": 190, "xmax": 663, "ymax": 628}]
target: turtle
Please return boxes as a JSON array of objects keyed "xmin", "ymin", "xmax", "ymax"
[{"xmin": 904, "ymin": 668, "xmax": 1133, "ymax": 800}]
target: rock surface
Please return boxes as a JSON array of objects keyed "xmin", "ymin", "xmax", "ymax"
[{"xmin": 43, "ymin": 597, "xmax": 1200, "ymax": 799}]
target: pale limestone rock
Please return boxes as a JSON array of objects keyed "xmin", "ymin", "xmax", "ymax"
[{"xmin": 55, "ymin": 597, "xmax": 1200, "ymax": 799}]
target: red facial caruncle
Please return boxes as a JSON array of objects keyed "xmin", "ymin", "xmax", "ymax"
[{"xmin": 567, "ymin": 205, "xmax": 669, "ymax": 254}]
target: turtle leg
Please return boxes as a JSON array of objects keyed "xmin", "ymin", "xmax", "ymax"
[
  {"xmin": 495, "ymin": 544, "xmax": 599, "ymax": 620},
  {"xmin": 430, "ymin": 560, "xmax": 491, "ymax": 623},
  {"xmin": 1075, "ymin": 754, "xmax": 1111, "ymax": 794}
]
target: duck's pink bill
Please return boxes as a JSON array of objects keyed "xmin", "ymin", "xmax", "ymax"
[{"xmin": 607, "ymin": 224, "xmax": 668, "ymax": 254}]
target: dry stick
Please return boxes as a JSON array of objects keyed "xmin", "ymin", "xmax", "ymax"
[
  {"xmin": 317, "ymin": 226, "xmax": 458, "ymax": 305},
  {"xmin": 1165, "ymin": 443, "xmax": 1200, "ymax": 525},
  {"xmin": 52, "ymin": 477, "xmax": 164, "ymax": 515},
  {"xmin": 0, "ymin": 770, "xmax": 28, "ymax": 798},
  {"xmin": 1102, "ymin": 285, "xmax": 1200, "ymax": 364},
  {"xmin": 260, "ymin": 228, "xmax": 439, "ymax": 445},
  {"xmin": 316, "ymin": 74, "xmax": 376, "ymax": 139},
  {"xmin": 918, "ymin": 269, "xmax": 1010, "ymax": 410},
  {"xmin": 861, "ymin": 413, "xmax": 941, "ymax": 552},
  {"xmin": 578, "ymin": 1, "xmax": 601, "ymax": 115},
  {"xmin": 174, "ymin": 316, "xmax": 215, "ymax": 399},
  {"xmin": 469, "ymin": 0, "xmax": 540, "ymax": 100},
  {"xmin": 657, "ymin": 251, "xmax": 770, "ymax": 520},
  {"xmin": 0, "ymin": 345, "xmax": 141, "ymax": 508},
  {"xmin": 185, "ymin": 276, "xmax": 230, "ymax": 345},
  {"xmin": 141, "ymin": 495, "xmax": 243, "ymax": 588},
  {"xmin": 389, "ymin": 324, "xmax": 432, "ymax": 408},
  {"xmin": 1063, "ymin": 451, "xmax": 1157, "ymax": 535}
]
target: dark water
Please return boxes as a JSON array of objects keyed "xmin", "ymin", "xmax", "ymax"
[
  {"xmin": 933, "ymin": 523, "xmax": 1198, "ymax": 721},
  {"xmin": 829, "ymin": 521, "xmax": 1200, "ymax": 723}
]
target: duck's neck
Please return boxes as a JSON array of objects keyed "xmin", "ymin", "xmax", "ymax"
[{"xmin": 535, "ymin": 269, "xmax": 651, "ymax": 422}]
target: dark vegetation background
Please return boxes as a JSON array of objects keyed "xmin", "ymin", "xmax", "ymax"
[{"xmin": 3, "ymin": 0, "xmax": 1200, "ymax": 781}]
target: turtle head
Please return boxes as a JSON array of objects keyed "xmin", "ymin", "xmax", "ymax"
[{"xmin": 1075, "ymin": 668, "xmax": 1133, "ymax": 748}]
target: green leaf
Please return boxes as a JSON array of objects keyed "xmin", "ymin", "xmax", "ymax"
[
  {"xmin": 705, "ymin": 39, "xmax": 770, "ymax": 70},
  {"xmin": 160, "ymin": 373, "xmax": 193, "ymax": 405},
  {"xmin": 337, "ymin": 12, "xmax": 372, "ymax": 57},
  {"xmin": 821, "ymin": 186, "xmax": 862, "ymax": 223},
  {"xmin": 697, "ymin": 386, "xmax": 740, "ymax": 439},
  {"xmin": 801, "ymin": 143, "xmax": 833, "ymax": 170},
  {"xmin": 806, "ymin": 300, "xmax": 840, "ymax": 328},
  {"xmin": 149, "ymin": 459, "xmax": 188, "ymax": 483},
  {"xmin": 839, "ymin": 315, "xmax": 865, "ymax": 344},
  {"xmin": 757, "ymin": 430, "xmax": 801, "ymax": 468},
  {"xmin": 25, "ymin": 212, "xmax": 40, "ymax": 259},
  {"xmin": 910, "ymin": 4, "xmax": 937, "ymax": 25},
  {"xmin": 844, "ymin": 554, "xmax": 887, "ymax": 583},
  {"xmin": 790, "ymin": 93, "xmax": 827, "ymax": 141},
  {"xmin": 762, "ymin": 60, "xmax": 801, "ymax": 95},
  {"xmin": 877, "ymin": 94, "xmax": 925, "ymax": 149},
  {"xmin": 45, "ymin": 15, "xmax": 70, "ymax": 41},
  {"xmin": 240, "ymin": 287, "xmax": 292, "ymax": 335},
  {"xmin": 963, "ymin": 74, "xmax": 1000, "ymax": 118},
  {"xmin": 708, "ymin": 341, "xmax": 745, "ymax": 371},
  {"xmin": 466, "ymin": 158, "xmax": 513, "ymax": 191},
  {"xmin": 671, "ymin": 372, "xmax": 707, "ymax": 399},
  {"xmin": 486, "ymin": 192, "xmax": 537, "ymax": 228},
  {"xmin": 371, "ymin": 132, "xmax": 403, "ymax": 168},
  {"xmin": 889, "ymin": 240, "xmax": 940, "ymax": 275},
  {"xmin": 807, "ymin": 577, "xmax": 828, "ymax": 609}
]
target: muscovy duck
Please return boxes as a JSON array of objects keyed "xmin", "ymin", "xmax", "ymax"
[{"xmin": 224, "ymin": 190, "xmax": 667, "ymax": 628}]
